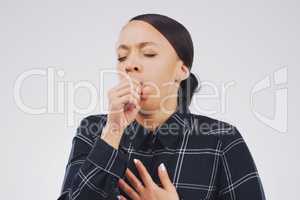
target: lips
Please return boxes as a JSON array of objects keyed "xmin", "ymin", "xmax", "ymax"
[
  {"xmin": 137, "ymin": 81, "xmax": 151, "ymax": 101},
  {"xmin": 140, "ymin": 95, "xmax": 147, "ymax": 101},
  {"xmin": 141, "ymin": 85, "xmax": 150, "ymax": 101},
  {"xmin": 140, "ymin": 88, "xmax": 147, "ymax": 101}
]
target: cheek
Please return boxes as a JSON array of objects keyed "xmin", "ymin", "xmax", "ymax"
[
  {"xmin": 142, "ymin": 77, "xmax": 176, "ymax": 100},
  {"xmin": 142, "ymin": 58, "xmax": 176, "ymax": 95},
  {"xmin": 144, "ymin": 62, "xmax": 174, "ymax": 82}
]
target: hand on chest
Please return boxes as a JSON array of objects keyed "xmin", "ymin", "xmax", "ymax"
[{"xmin": 123, "ymin": 147, "xmax": 219, "ymax": 200}]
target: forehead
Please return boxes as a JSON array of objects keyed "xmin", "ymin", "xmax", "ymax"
[{"xmin": 115, "ymin": 20, "xmax": 168, "ymax": 50}]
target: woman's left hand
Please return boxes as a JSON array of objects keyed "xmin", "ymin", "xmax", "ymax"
[{"xmin": 117, "ymin": 159, "xmax": 179, "ymax": 200}]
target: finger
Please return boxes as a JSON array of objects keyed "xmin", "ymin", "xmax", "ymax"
[
  {"xmin": 125, "ymin": 168, "xmax": 144, "ymax": 193},
  {"xmin": 120, "ymin": 77, "xmax": 141, "ymax": 90},
  {"xmin": 115, "ymin": 87, "xmax": 141, "ymax": 101},
  {"xmin": 114, "ymin": 94, "xmax": 140, "ymax": 108},
  {"xmin": 112, "ymin": 89, "xmax": 141, "ymax": 112},
  {"xmin": 134, "ymin": 159, "xmax": 154, "ymax": 187},
  {"xmin": 117, "ymin": 195, "xmax": 127, "ymax": 200},
  {"xmin": 114, "ymin": 80, "xmax": 141, "ymax": 95},
  {"xmin": 158, "ymin": 163, "xmax": 174, "ymax": 191},
  {"xmin": 112, "ymin": 74, "xmax": 141, "ymax": 91},
  {"xmin": 110, "ymin": 76, "xmax": 130, "ymax": 91},
  {"xmin": 118, "ymin": 178, "xmax": 140, "ymax": 200},
  {"xmin": 129, "ymin": 80, "xmax": 142, "ymax": 95},
  {"xmin": 118, "ymin": 71, "xmax": 139, "ymax": 84}
]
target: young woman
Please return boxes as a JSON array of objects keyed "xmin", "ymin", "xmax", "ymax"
[{"xmin": 58, "ymin": 13, "xmax": 266, "ymax": 200}]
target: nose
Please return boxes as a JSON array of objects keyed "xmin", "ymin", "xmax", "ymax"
[
  {"xmin": 123, "ymin": 55, "xmax": 142, "ymax": 74},
  {"xmin": 124, "ymin": 64, "xmax": 143, "ymax": 84},
  {"xmin": 118, "ymin": 56, "xmax": 143, "ymax": 83},
  {"xmin": 125, "ymin": 64, "xmax": 141, "ymax": 74}
]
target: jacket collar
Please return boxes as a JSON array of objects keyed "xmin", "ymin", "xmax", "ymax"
[{"xmin": 119, "ymin": 108, "xmax": 190, "ymax": 149}]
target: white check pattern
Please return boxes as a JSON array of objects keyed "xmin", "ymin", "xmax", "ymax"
[{"xmin": 58, "ymin": 110, "xmax": 266, "ymax": 200}]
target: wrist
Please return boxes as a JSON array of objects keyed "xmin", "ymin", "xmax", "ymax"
[{"xmin": 100, "ymin": 124, "xmax": 124, "ymax": 149}]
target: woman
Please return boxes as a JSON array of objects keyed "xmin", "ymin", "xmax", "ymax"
[{"xmin": 58, "ymin": 13, "xmax": 266, "ymax": 200}]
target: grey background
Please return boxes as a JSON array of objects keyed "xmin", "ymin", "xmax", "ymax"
[{"xmin": 1, "ymin": 0, "xmax": 299, "ymax": 199}]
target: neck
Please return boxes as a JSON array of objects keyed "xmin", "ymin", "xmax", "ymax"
[{"xmin": 136, "ymin": 100, "xmax": 178, "ymax": 132}]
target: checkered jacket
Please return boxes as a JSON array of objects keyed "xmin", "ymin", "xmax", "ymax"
[{"xmin": 58, "ymin": 110, "xmax": 266, "ymax": 200}]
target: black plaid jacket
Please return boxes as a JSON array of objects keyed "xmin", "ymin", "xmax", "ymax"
[{"xmin": 58, "ymin": 109, "xmax": 266, "ymax": 200}]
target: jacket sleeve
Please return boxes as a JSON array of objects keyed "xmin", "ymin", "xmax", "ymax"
[
  {"xmin": 57, "ymin": 115, "xmax": 129, "ymax": 200},
  {"xmin": 216, "ymin": 126, "xmax": 266, "ymax": 200}
]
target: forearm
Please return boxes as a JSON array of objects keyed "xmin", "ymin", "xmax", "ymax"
[{"xmin": 58, "ymin": 116, "xmax": 129, "ymax": 200}]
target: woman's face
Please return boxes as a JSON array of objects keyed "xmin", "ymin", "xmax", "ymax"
[{"xmin": 115, "ymin": 20, "xmax": 189, "ymax": 114}]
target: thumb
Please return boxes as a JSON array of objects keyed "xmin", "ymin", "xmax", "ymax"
[{"xmin": 158, "ymin": 163, "xmax": 174, "ymax": 191}]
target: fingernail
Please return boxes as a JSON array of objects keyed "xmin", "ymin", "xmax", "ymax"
[
  {"xmin": 159, "ymin": 163, "xmax": 166, "ymax": 171},
  {"xmin": 134, "ymin": 159, "xmax": 139, "ymax": 164},
  {"xmin": 117, "ymin": 195, "xmax": 121, "ymax": 200}
]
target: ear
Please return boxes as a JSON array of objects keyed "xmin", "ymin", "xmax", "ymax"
[
  {"xmin": 181, "ymin": 64, "xmax": 190, "ymax": 80},
  {"xmin": 175, "ymin": 64, "xmax": 190, "ymax": 82}
]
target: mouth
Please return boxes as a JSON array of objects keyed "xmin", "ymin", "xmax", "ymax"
[
  {"xmin": 139, "ymin": 82, "xmax": 145, "ymax": 100},
  {"xmin": 140, "ymin": 95, "xmax": 147, "ymax": 101},
  {"xmin": 140, "ymin": 88, "xmax": 147, "ymax": 101}
]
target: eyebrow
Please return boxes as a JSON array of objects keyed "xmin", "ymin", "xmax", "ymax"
[{"xmin": 117, "ymin": 42, "xmax": 158, "ymax": 51}]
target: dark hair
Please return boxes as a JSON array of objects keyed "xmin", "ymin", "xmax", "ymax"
[{"xmin": 129, "ymin": 13, "xmax": 200, "ymax": 113}]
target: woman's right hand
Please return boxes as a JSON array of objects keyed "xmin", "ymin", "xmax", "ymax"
[{"xmin": 101, "ymin": 78, "xmax": 143, "ymax": 148}]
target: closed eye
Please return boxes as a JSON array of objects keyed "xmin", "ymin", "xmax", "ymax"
[
  {"xmin": 144, "ymin": 54, "xmax": 157, "ymax": 57},
  {"xmin": 118, "ymin": 54, "xmax": 156, "ymax": 62},
  {"xmin": 118, "ymin": 57, "xmax": 127, "ymax": 62}
]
